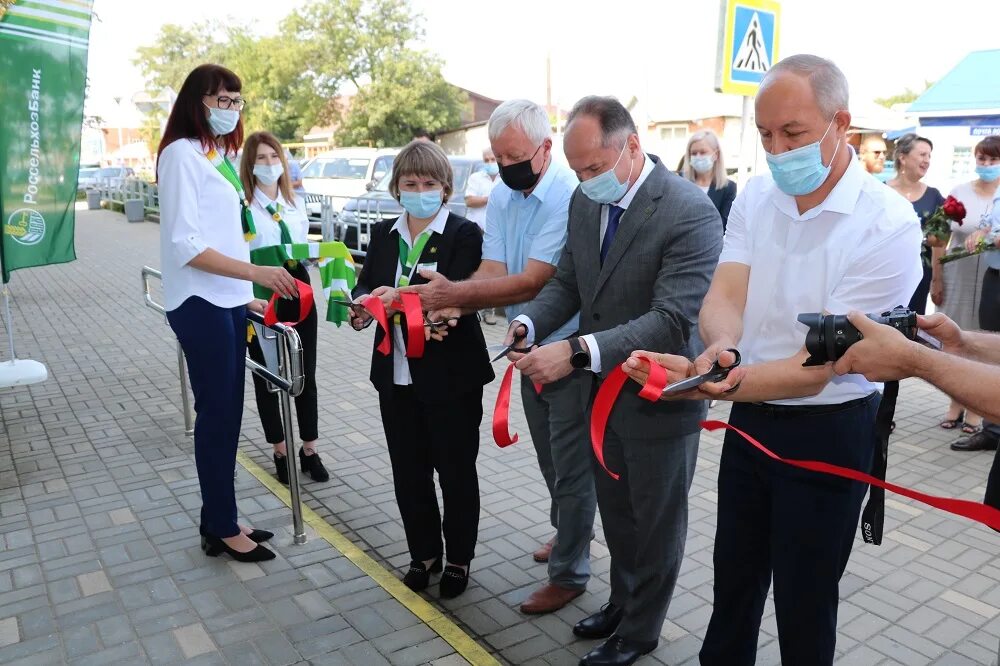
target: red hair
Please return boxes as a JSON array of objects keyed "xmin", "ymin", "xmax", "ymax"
[{"xmin": 156, "ymin": 64, "xmax": 244, "ymax": 176}]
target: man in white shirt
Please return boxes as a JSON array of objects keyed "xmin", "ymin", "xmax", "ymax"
[
  {"xmin": 464, "ymin": 147, "xmax": 501, "ymax": 324},
  {"xmin": 624, "ymin": 55, "xmax": 921, "ymax": 665}
]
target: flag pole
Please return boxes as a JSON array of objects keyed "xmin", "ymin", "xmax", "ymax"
[
  {"xmin": 2, "ymin": 282, "xmax": 15, "ymax": 364},
  {"xmin": 0, "ymin": 266, "xmax": 47, "ymax": 386}
]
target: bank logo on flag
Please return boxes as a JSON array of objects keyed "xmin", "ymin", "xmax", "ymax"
[{"xmin": 5, "ymin": 209, "xmax": 46, "ymax": 246}]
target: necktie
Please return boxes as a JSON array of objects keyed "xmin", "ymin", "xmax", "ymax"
[{"xmin": 600, "ymin": 205, "xmax": 625, "ymax": 265}]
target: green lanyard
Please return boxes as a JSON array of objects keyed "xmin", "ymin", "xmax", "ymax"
[
  {"xmin": 396, "ymin": 230, "xmax": 433, "ymax": 288},
  {"xmin": 205, "ymin": 147, "xmax": 256, "ymax": 241},
  {"xmin": 264, "ymin": 201, "xmax": 294, "ymax": 245}
]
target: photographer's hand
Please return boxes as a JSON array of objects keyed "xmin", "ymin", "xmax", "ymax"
[
  {"xmin": 832, "ymin": 311, "xmax": 924, "ymax": 381},
  {"xmin": 917, "ymin": 313, "xmax": 964, "ymax": 355}
]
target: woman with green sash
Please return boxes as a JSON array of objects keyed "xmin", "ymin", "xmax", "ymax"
[
  {"xmin": 158, "ymin": 64, "xmax": 297, "ymax": 563},
  {"xmin": 241, "ymin": 131, "xmax": 329, "ymax": 484}
]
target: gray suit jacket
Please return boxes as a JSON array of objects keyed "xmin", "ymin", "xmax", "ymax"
[{"xmin": 522, "ymin": 157, "xmax": 723, "ymax": 439}]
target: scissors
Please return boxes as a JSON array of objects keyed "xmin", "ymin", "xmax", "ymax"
[
  {"xmin": 332, "ymin": 299, "xmax": 454, "ymax": 330},
  {"xmin": 488, "ymin": 330, "xmax": 531, "ymax": 363},
  {"xmin": 661, "ymin": 348, "xmax": 741, "ymax": 395}
]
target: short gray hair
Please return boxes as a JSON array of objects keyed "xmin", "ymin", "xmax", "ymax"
[
  {"xmin": 761, "ymin": 54, "xmax": 849, "ymax": 118},
  {"xmin": 565, "ymin": 95, "xmax": 637, "ymax": 148},
  {"xmin": 488, "ymin": 99, "xmax": 551, "ymax": 145}
]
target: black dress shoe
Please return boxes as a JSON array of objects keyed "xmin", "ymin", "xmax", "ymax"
[
  {"xmin": 199, "ymin": 525, "xmax": 273, "ymax": 544},
  {"xmin": 439, "ymin": 564, "xmax": 470, "ymax": 599},
  {"xmin": 574, "ymin": 603, "xmax": 624, "ymax": 639},
  {"xmin": 201, "ymin": 535, "xmax": 276, "ymax": 562},
  {"xmin": 300, "ymin": 449, "xmax": 330, "ymax": 482},
  {"xmin": 950, "ymin": 431, "xmax": 1000, "ymax": 452},
  {"xmin": 579, "ymin": 635, "xmax": 657, "ymax": 666},
  {"xmin": 402, "ymin": 557, "xmax": 442, "ymax": 592},
  {"xmin": 274, "ymin": 453, "xmax": 289, "ymax": 485}
]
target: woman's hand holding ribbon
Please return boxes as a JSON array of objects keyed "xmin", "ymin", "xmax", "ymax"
[{"xmin": 370, "ymin": 285, "xmax": 400, "ymax": 315}]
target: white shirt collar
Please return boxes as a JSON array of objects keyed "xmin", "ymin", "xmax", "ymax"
[
  {"xmin": 771, "ymin": 147, "xmax": 864, "ymax": 221},
  {"xmin": 613, "ymin": 152, "xmax": 655, "ymax": 210},
  {"xmin": 391, "ymin": 205, "xmax": 450, "ymax": 246},
  {"xmin": 253, "ymin": 187, "xmax": 287, "ymax": 211}
]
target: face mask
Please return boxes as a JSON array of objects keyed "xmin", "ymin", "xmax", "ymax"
[
  {"xmin": 498, "ymin": 144, "xmax": 543, "ymax": 191},
  {"xmin": 976, "ymin": 164, "xmax": 1000, "ymax": 183},
  {"xmin": 483, "ymin": 162, "xmax": 499, "ymax": 176},
  {"xmin": 580, "ymin": 140, "xmax": 634, "ymax": 204},
  {"xmin": 204, "ymin": 104, "xmax": 240, "ymax": 136},
  {"xmin": 400, "ymin": 189, "xmax": 443, "ymax": 219},
  {"xmin": 690, "ymin": 154, "xmax": 715, "ymax": 174},
  {"xmin": 253, "ymin": 163, "xmax": 283, "ymax": 185},
  {"xmin": 765, "ymin": 118, "xmax": 841, "ymax": 196}
]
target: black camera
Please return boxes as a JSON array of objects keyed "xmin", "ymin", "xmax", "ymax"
[{"xmin": 797, "ymin": 306, "xmax": 924, "ymax": 367}]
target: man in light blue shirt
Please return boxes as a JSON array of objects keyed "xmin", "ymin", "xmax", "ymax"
[{"xmin": 405, "ymin": 100, "xmax": 595, "ymax": 615}]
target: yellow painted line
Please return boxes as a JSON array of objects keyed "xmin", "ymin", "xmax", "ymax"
[{"xmin": 236, "ymin": 450, "xmax": 499, "ymax": 666}]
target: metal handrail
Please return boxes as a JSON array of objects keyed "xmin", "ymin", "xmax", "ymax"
[{"xmin": 140, "ymin": 265, "xmax": 307, "ymax": 544}]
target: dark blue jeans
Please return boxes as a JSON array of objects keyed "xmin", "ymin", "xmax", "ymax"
[
  {"xmin": 700, "ymin": 393, "xmax": 879, "ymax": 666},
  {"xmin": 167, "ymin": 296, "xmax": 247, "ymax": 538}
]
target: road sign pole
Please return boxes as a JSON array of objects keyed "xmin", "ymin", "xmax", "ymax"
[{"xmin": 739, "ymin": 95, "xmax": 752, "ymax": 184}]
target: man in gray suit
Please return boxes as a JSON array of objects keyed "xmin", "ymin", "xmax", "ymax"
[{"xmin": 508, "ymin": 96, "xmax": 722, "ymax": 666}]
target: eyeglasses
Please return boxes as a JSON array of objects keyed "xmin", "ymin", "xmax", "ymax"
[{"xmin": 206, "ymin": 95, "xmax": 246, "ymax": 111}]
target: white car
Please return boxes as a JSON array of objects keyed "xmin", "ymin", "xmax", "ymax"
[{"xmin": 301, "ymin": 147, "xmax": 399, "ymax": 218}]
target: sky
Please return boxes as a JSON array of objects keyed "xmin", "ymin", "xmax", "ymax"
[{"xmin": 85, "ymin": 0, "xmax": 1000, "ymax": 128}]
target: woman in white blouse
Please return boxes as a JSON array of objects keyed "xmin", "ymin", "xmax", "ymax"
[
  {"xmin": 240, "ymin": 131, "xmax": 329, "ymax": 485},
  {"xmin": 157, "ymin": 64, "xmax": 296, "ymax": 563}
]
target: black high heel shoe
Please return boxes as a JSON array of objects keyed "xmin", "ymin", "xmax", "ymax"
[
  {"xmin": 199, "ymin": 525, "xmax": 273, "ymax": 544},
  {"xmin": 201, "ymin": 534, "xmax": 276, "ymax": 562},
  {"xmin": 402, "ymin": 557, "xmax": 442, "ymax": 591}
]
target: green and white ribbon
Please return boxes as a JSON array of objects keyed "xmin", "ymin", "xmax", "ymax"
[{"xmin": 249, "ymin": 241, "xmax": 357, "ymax": 326}]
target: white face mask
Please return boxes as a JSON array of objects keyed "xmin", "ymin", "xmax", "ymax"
[
  {"xmin": 253, "ymin": 163, "xmax": 284, "ymax": 185},
  {"xmin": 690, "ymin": 154, "xmax": 715, "ymax": 174}
]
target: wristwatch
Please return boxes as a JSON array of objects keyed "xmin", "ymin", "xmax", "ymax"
[{"xmin": 568, "ymin": 337, "xmax": 591, "ymax": 370}]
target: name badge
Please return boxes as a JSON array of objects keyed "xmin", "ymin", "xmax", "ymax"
[{"xmin": 416, "ymin": 262, "xmax": 438, "ymax": 273}]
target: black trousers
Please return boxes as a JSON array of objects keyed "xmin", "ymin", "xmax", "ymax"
[
  {"xmin": 378, "ymin": 385, "xmax": 483, "ymax": 565},
  {"xmin": 247, "ymin": 263, "xmax": 319, "ymax": 444},
  {"xmin": 700, "ymin": 394, "xmax": 879, "ymax": 666},
  {"xmin": 980, "ymin": 269, "xmax": 1000, "ymax": 507}
]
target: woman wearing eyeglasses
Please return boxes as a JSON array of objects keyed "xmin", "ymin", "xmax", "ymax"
[
  {"xmin": 239, "ymin": 130, "xmax": 329, "ymax": 485},
  {"xmin": 158, "ymin": 64, "xmax": 297, "ymax": 562}
]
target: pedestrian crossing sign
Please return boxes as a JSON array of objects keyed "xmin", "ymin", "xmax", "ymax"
[{"xmin": 716, "ymin": 0, "xmax": 781, "ymax": 96}]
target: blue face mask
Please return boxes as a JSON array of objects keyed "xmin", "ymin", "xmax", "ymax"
[
  {"xmin": 690, "ymin": 154, "xmax": 715, "ymax": 174},
  {"xmin": 204, "ymin": 104, "xmax": 240, "ymax": 136},
  {"xmin": 765, "ymin": 118, "xmax": 841, "ymax": 196},
  {"xmin": 976, "ymin": 164, "xmax": 1000, "ymax": 183},
  {"xmin": 400, "ymin": 189, "xmax": 443, "ymax": 219},
  {"xmin": 580, "ymin": 140, "xmax": 634, "ymax": 204},
  {"xmin": 253, "ymin": 163, "xmax": 283, "ymax": 185},
  {"xmin": 483, "ymin": 162, "xmax": 499, "ymax": 176}
]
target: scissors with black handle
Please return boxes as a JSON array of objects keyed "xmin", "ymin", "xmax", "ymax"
[
  {"xmin": 661, "ymin": 348, "xmax": 742, "ymax": 395},
  {"xmin": 331, "ymin": 299, "xmax": 454, "ymax": 329},
  {"xmin": 488, "ymin": 329, "xmax": 532, "ymax": 363}
]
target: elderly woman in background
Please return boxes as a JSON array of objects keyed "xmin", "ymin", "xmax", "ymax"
[
  {"xmin": 886, "ymin": 133, "xmax": 944, "ymax": 315},
  {"xmin": 349, "ymin": 140, "xmax": 493, "ymax": 598},
  {"xmin": 931, "ymin": 136, "xmax": 1000, "ymax": 442},
  {"xmin": 680, "ymin": 129, "xmax": 737, "ymax": 230}
]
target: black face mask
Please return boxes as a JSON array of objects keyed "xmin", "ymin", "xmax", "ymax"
[{"xmin": 498, "ymin": 144, "xmax": 543, "ymax": 191}]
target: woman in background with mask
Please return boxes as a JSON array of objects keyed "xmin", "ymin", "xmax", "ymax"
[
  {"xmin": 681, "ymin": 130, "xmax": 737, "ymax": 231},
  {"xmin": 241, "ymin": 131, "xmax": 329, "ymax": 485},
  {"xmin": 930, "ymin": 135, "xmax": 1000, "ymax": 440},
  {"xmin": 348, "ymin": 140, "xmax": 493, "ymax": 599},
  {"xmin": 157, "ymin": 64, "xmax": 297, "ymax": 562}
]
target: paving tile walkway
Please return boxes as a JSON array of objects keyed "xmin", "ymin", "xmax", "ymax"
[{"xmin": 0, "ymin": 206, "xmax": 998, "ymax": 665}]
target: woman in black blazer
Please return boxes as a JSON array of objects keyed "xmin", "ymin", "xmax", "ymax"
[
  {"xmin": 349, "ymin": 140, "xmax": 493, "ymax": 599},
  {"xmin": 681, "ymin": 129, "xmax": 737, "ymax": 231}
]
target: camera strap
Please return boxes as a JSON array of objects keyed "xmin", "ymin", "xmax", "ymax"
[{"xmin": 860, "ymin": 380, "xmax": 898, "ymax": 545}]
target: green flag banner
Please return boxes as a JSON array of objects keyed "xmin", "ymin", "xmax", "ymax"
[{"xmin": 0, "ymin": 0, "xmax": 94, "ymax": 283}]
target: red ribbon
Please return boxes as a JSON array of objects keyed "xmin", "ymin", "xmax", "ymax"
[
  {"xmin": 491, "ymin": 364, "xmax": 543, "ymax": 448},
  {"xmin": 362, "ymin": 293, "xmax": 425, "ymax": 358},
  {"xmin": 590, "ymin": 356, "xmax": 667, "ymax": 480},
  {"xmin": 589, "ymin": 354, "xmax": 1000, "ymax": 532},
  {"xmin": 702, "ymin": 419, "xmax": 1000, "ymax": 532},
  {"xmin": 263, "ymin": 279, "xmax": 314, "ymax": 327}
]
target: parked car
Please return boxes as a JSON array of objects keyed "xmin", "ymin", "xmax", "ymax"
[
  {"xmin": 301, "ymin": 147, "xmax": 399, "ymax": 218},
  {"xmin": 333, "ymin": 155, "xmax": 483, "ymax": 258},
  {"xmin": 78, "ymin": 166, "xmax": 134, "ymax": 191}
]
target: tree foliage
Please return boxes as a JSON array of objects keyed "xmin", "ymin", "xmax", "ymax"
[
  {"xmin": 875, "ymin": 81, "xmax": 935, "ymax": 109},
  {"xmin": 131, "ymin": 0, "xmax": 465, "ymax": 148}
]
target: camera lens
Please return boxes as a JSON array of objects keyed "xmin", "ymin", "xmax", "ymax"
[{"xmin": 797, "ymin": 312, "xmax": 863, "ymax": 366}]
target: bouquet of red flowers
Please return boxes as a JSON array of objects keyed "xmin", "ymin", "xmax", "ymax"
[{"xmin": 923, "ymin": 195, "xmax": 966, "ymax": 243}]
